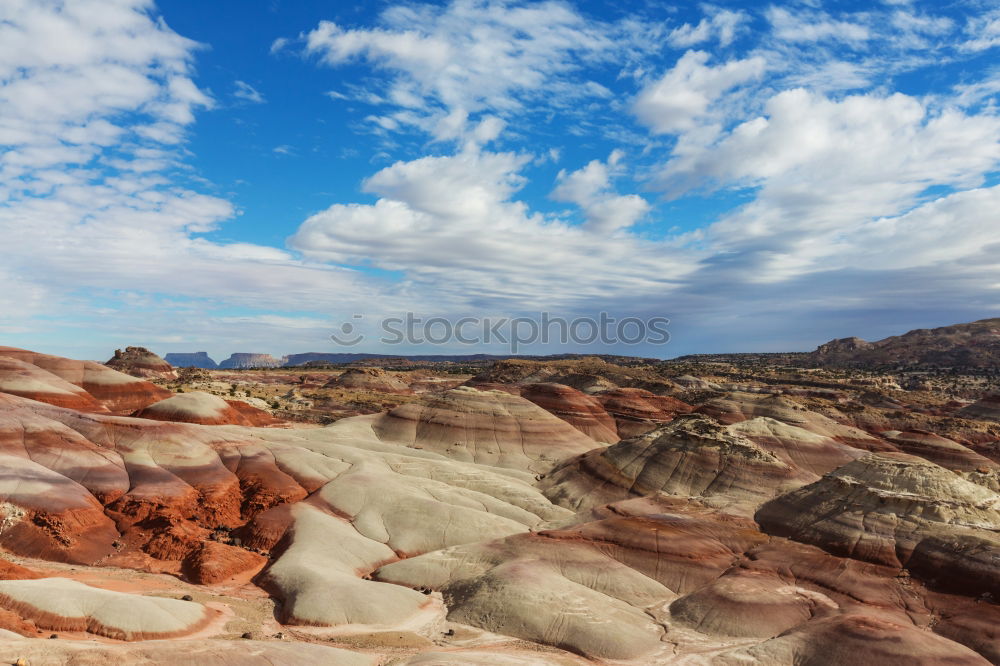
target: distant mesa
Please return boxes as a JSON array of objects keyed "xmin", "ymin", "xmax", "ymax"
[
  {"xmin": 163, "ymin": 352, "xmax": 218, "ymax": 369},
  {"xmin": 106, "ymin": 346, "xmax": 177, "ymax": 379},
  {"xmin": 218, "ymin": 353, "xmax": 284, "ymax": 369}
]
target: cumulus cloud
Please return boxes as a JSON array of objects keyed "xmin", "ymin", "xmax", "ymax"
[
  {"xmin": 0, "ymin": 0, "xmax": 395, "ymax": 344},
  {"xmin": 290, "ymin": 147, "xmax": 696, "ymax": 308},
  {"xmin": 633, "ymin": 51, "xmax": 765, "ymax": 135},
  {"xmin": 551, "ymin": 150, "xmax": 649, "ymax": 233}
]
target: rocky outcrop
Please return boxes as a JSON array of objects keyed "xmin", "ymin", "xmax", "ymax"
[
  {"xmin": 163, "ymin": 352, "xmax": 218, "ymax": 369},
  {"xmin": 755, "ymin": 452, "xmax": 1000, "ymax": 594},
  {"xmin": 471, "ymin": 357, "xmax": 678, "ymax": 394},
  {"xmin": 106, "ymin": 347, "xmax": 177, "ymax": 379},
  {"xmin": 541, "ymin": 414, "xmax": 815, "ymax": 515},
  {"xmin": 697, "ymin": 392, "xmax": 892, "ymax": 451},
  {"xmin": 218, "ymin": 353, "xmax": 284, "ymax": 369},
  {"xmin": 324, "ymin": 367, "xmax": 410, "ymax": 393}
]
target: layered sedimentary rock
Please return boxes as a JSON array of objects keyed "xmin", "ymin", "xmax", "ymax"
[
  {"xmin": 541, "ymin": 414, "xmax": 815, "ymax": 514},
  {"xmin": 105, "ymin": 347, "xmax": 177, "ymax": 379},
  {"xmin": 959, "ymin": 392, "xmax": 1000, "ymax": 422},
  {"xmin": 0, "ymin": 347, "xmax": 171, "ymax": 414},
  {"xmin": 883, "ymin": 429, "xmax": 997, "ymax": 474},
  {"xmin": 0, "ymin": 357, "xmax": 107, "ymax": 413},
  {"xmin": 218, "ymin": 353, "xmax": 284, "ymax": 369},
  {"xmin": 134, "ymin": 392, "xmax": 277, "ymax": 426},
  {"xmin": 756, "ymin": 452, "xmax": 1000, "ymax": 595},
  {"xmin": 595, "ymin": 387, "xmax": 692, "ymax": 437},
  {"xmin": 378, "ymin": 491, "xmax": 998, "ymax": 663},
  {"xmin": 362, "ymin": 386, "xmax": 599, "ymax": 473},
  {"xmin": 0, "ymin": 345, "xmax": 997, "ymax": 662},
  {"xmin": 324, "ymin": 367, "xmax": 410, "ymax": 393},
  {"xmin": 519, "ymin": 383, "xmax": 619, "ymax": 442},
  {"xmin": 163, "ymin": 352, "xmax": 218, "ymax": 369}
]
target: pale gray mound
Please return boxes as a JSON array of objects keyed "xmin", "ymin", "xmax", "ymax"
[
  {"xmin": 259, "ymin": 503, "xmax": 429, "ymax": 626},
  {"xmin": 0, "ymin": 578, "xmax": 209, "ymax": 640},
  {"xmin": 0, "ymin": 636, "xmax": 375, "ymax": 665},
  {"xmin": 376, "ymin": 532, "xmax": 672, "ymax": 661}
]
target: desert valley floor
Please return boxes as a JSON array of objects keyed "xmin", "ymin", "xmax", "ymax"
[{"xmin": 0, "ymin": 334, "xmax": 998, "ymax": 664}]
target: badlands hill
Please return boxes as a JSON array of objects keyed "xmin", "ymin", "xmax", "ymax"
[{"xmin": 0, "ymin": 345, "xmax": 996, "ymax": 663}]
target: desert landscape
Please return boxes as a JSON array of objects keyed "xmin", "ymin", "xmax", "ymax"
[
  {"xmin": 5, "ymin": 0, "xmax": 1000, "ymax": 663},
  {"xmin": 0, "ymin": 319, "xmax": 995, "ymax": 664}
]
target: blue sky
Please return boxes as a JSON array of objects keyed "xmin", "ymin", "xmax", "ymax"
[{"xmin": 1, "ymin": 0, "xmax": 999, "ymax": 361}]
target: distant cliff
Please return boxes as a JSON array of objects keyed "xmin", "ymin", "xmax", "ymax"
[
  {"xmin": 163, "ymin": 352, "xmax": 218, "ymax": 369},
  {"xmin": 218, "ymin": 353, "xmax": 284, "ymax": 369}
]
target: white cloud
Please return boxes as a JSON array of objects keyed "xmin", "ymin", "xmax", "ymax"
[
  {"xmin": 297, "ymin": 0, "xmax": 631, "ymax": 141},
  {"xmin": 290, "ymin": 147, "xmax": 697, "ymax": 308},
  {"xmin": 668, "ymin": 8, "xmax": 748, "ymax": 48},
  {"xmin": 655, "ymin": 88, "xmax": 1000, "ymax": 284},
  {"xmin": 233, "ymin": 80, "xmax": 265, "ymax": 104},
  {"xmin": 633, "ymin": 51, "xmax": 765, "ymax": 135},
  {"xmin": 551, "ymin": 150, "xmax": 649, "ymax": 233},
  {"xmin": 767, "ymin": 7, "xmax": 872, "ymax": 44},
  {"xmin": 0, "ymin": 0, "xmax": 400, "ymax": 341},
  {"xmin": 963, "ymin": 9, "xmax": 1000, "ymax": 52}
]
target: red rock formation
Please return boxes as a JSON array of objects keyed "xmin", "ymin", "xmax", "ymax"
[
  {"xmin": 595, "ymin": 387, "xmax": 692, "ymax": 437},
  {"xmin": 0, "ymin": 347, "xmax": 171, "ymax": 414},
  {"xmin": 519, "ymin": 383, "xmax": 619, "ymax": 442},
  {"xmin": 0, "ymin": 357, "xmax": 108, "ymax": 413}
]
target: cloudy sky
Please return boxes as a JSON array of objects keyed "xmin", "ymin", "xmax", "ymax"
[{"xmin": 1, "ymin": 0, "xmax": 999, "ymax": 361}]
